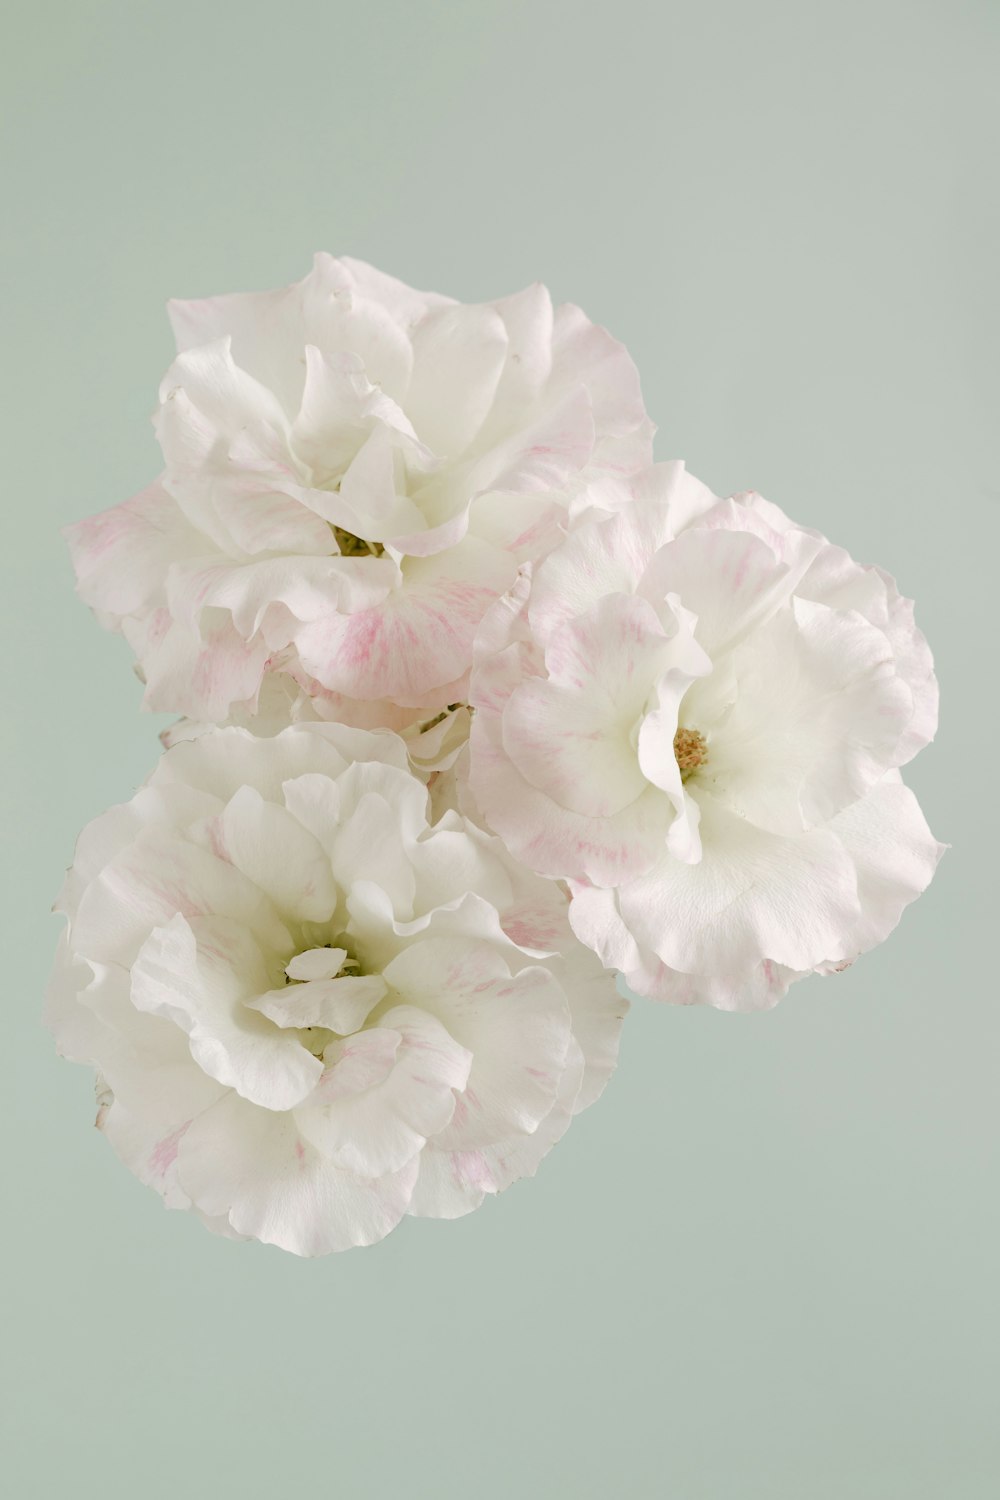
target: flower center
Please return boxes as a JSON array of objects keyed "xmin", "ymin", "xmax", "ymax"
[
  {"xmin": 283, "ymin": 942, "xmax": 365, "ymax": 985},
  {"xmin": 332, "ymin": 525, "xmax": 385, "ymax": 559},
  {"xmin": 673, "ymin": 726, "xmax": 708, "ymax": 780}
]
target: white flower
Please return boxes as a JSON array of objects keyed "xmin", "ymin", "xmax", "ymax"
[
  {"xmin": 66, "ymin": 255, "xmax": 651, "ymax": 725},
  {"xmin": 47, "ymin": 724, "xmax": 625, "ymax": 1255},
  {"xmin": 161, "ymin": 668, "xmax": 471, "ymax": 775},
  {"xmin": 469, "ymin": 463, "xmax": 944, "ymax": 1011}
]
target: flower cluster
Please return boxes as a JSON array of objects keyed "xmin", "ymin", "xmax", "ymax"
[{"xmin": 50, "ymin": 257, "xmax": 941, "ymax": 1254}]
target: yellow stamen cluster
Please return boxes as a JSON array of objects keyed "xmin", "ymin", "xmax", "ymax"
[{"xmin": 673, "ymin": 727, "xmax": 708, "ymax": 779}]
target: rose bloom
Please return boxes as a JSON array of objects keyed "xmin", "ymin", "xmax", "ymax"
[
  {"xmin": 47, "ymin": 724, "xmax": 625, "ymax": 1255},
  {"xmin": 66, "ymin": 255, "xmax": 651, "ymax": 726},
  {"xmin": 469, "ymin": 463, "xmax": 943, "ymax": 1010}
]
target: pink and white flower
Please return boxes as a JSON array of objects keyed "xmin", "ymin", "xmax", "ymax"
[
  {"xmin": 47, "ymin": 723, "xmax": 625, "ymax": 1255},
  {"xmin": 469, "ymin": 463, "xmax": 944, "ymax": 1010},
  {"xmin": 66, "ymin": 255, "xmax": 651, "ymax": 725}
]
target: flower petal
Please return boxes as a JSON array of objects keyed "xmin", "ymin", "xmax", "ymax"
[
  {"xmin": 384, "ymin": 938, "xmax": 572, "ymax": 1149},
  {"xmin": 294, "ymin": 1007, "xmax": 472, "ymax": 1177},
  {"xmin": 295, "ymin": 537, "xmax": 516, "ymax": 703},
  {"xmin": 131, "ymin": 913, "xmax": 323, "ymax": 1111},
  {"xmin": 406, "ymin": 302, "xmax": 509, "ymax": 458},
  {"xmin": 177, "ymin": 1090, "xmax": 417, "ymax": 1256},
  {"xmin": 617, "ymin": 789, "xmax": 862, "ymax": 978}
]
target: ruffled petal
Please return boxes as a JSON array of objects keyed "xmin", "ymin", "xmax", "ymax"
[
  {"xmin": 294, "ymin": 1007, "xmax": 472, "ymax": 1177},
  {"xmin": 131, "ymin": 914, "xmax": 322, "ymax": 1111},
  {"xmin": 295, "ymin": 537, "xmax": 517, "ymax": 703},
  {"xmin": 176, "ymin": 1090, "xmax": 418, "ymax": 1256},
  {"xmin": 616, "ymin": 789, "xmax": 862, "ymax": 978}
]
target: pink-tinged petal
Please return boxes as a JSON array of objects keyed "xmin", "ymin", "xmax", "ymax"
[
  {"xmin": 469, "ymin": 588, "xmax": 672, "ymax": 884},
  {"xmin": 295, "ymin": 1007, "xmax": 473, "ymax": 1177},
  {"xmin": 463, "ymin": 489, "xmax": 567, "ymax": 566},
  {"xmin": 502, "ymin": 594, "xmax": 673, "ymax": 817},
  {"xmin": 176, "ymin": 1090, "xmax": 418, "ymax": 1256},
  {"xmin": 459, "ymin": 383, "xmax": 596, "ymax": 500},
  {"xmin": 681, "ymin": 492, "xmax": 816, "ymax": 558},
  {"xmin": 295, "ymin": 537, "xmax": 517, "ymax": 703},
  {"xmin": 383, "ymin": 938, "xmax": 572, "ymax": 1149},
  {"xmin": 78, "ymin": 259, "xmax": 656, "ymax": 725},
  {"xmin": 523, "ymin": 462, "xmax": 710, "ymax": 638},
  {"xmin": 167, "ymin": 553, "xmax": 396, "ymax": 646},
  {"xmin": 123, "ymin": 605, "xmax": 272, "ymax": 722},
  {"xmin": 72, "ymin": 824, "xmax": 293, "ymax": 968},
  {"xmin": 408, "ymin": 1018, "xmax": 605, "ymax": 1222},
  {"xmin": 795, "ymin": 539, "xmax": 938, "ymax": 766},
  {"xmin": 405, "ymin": 1144, "xmax": 500, "ymax": 1219},
  {"xmin": 631, "ymin": 461, "xmax": 720, "ymax": 535},
  {"xmin": 580, "ymin": 775, "xmax": 944, "ymax": 1011},
  {"xmin": 51, "ymin": 715, "xmax": 626, "ymax": 1252},
  {"xmin": 98, "ymin": 1099, "xmax": 197, "ymax": 1211},
  {"xmin": 526, "ymin": 508, "xmax": 656, "ymax": 641},
  {"xmin": 628, "ymin": 952, "xmax": 799, "ymax": 1011},
  {"xmin": 64, "ymin": 481, "xmax": 204, "ymax": 618},
  {"xmin": 570, "ymin": 881, "xmax": 799, "ymax": 1010},
  {"xmin": 317, "ymin": 1027, "xmax": 402, "ymax": 1095},
  {"xmin": 472, "ymin": 672, "xmax": 672, "ymax": 884}
]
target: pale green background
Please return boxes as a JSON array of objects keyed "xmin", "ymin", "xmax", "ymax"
[{"xmin": 2, "ymin": 2, "xmax": 996, "ymax": 1496}]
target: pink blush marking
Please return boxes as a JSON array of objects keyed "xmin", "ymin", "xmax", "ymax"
[
  {"xmin": 149, "ymin": 1120, "xmax": 191, "ymax": 1178},
  {"xmin": 452, "ymin": 1150, "xmax": 495, "ymax": 1193}
]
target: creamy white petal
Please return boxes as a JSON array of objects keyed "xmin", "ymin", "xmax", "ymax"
[
  {"xmin": 131, "ymin": 914, "xmax": 323, "ymax": 1111},
  {"xmin": 50, "ymin": 723, "xmax": 622, "ymax": 1252},
  {"xmin": 71, "ymin": 256, "xmax": 651, "ymax": 723},
  {"xmin": 176, "ymin": 1091, "xmax": 418, "ymax": 1257},
  {"xmin": 384, "ymin": 938, "xmax": 572, "ymax": 1149},
  {"xmin": 295, "ymin": 1007, "xmax": 472, "ymax": 1177}
]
